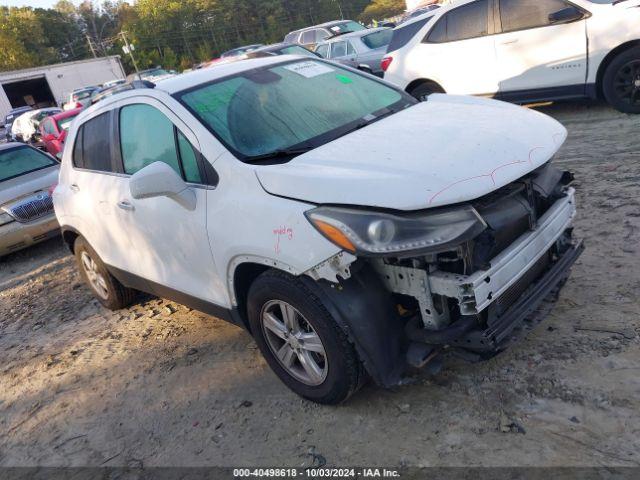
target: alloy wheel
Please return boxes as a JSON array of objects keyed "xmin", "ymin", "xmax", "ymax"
[
  {"xmin": 80, "ymin": 251, "xmax": 109, "ymax": 300},
  {"xmin": 614, "ymin": 59, "xmax": 640, "ymax": 106},
  {"xmin": 260, "ymin": 300, "xmax": 328, "ymax": 386}
]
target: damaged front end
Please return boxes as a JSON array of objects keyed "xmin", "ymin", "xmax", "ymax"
[{"xmin": 304, "ymin": 163, "xmax": 583, "ymax": 386}]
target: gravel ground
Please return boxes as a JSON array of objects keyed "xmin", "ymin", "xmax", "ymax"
[{"xmin": 0, "ymin": 100, "xmax": 639, "ymax": 468}]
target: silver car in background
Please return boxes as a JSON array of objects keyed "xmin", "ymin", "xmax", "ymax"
[
  {"xmin": 0, "ymin": 143, "xmax": 60, "ymax": 257},
  {"xmin": 314, "ymin": 28, "xmax": 393, "ymax": 76}
]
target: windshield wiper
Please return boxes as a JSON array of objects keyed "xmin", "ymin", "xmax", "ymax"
[
  {"xmin": 612, "ymin": 0, "xmax": 631, "ymax": 4},
  {"xmin": 245, "ymin": 145, "xmax": 315, "ymax": 163}
]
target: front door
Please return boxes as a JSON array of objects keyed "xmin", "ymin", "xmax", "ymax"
[
  {"xmin": 115, "ymin": 98, "xmax": 227, "ymax": 306},
  {"xmin": 495, "ymin": 0, "xmax": 588, "ymax": 94}
]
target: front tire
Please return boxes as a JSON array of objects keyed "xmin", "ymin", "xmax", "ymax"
[
  {"xmin": 74, "ymin": 236, "xmax": 137, "ymax": 310},
  {"xmin": 409, "ymin": 81, "xmax": 445, "ymax": 101},
  {"xmin": 603, "ymin": 46, "xmax": 640, "ymax": 114},
  {"xmin": 247, "ymin": 270, "xmax": 365, "ymax": 404}
]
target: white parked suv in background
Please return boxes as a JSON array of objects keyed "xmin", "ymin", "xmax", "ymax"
[
  {"xmin": 382, "ymin": 0, "xmax": 640, "ymax": 113},
  {"xmin": 54, "ymin": 56, "xmax": 583, "ymax": 404}
]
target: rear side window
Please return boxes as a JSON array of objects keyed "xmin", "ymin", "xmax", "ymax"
[
  {"xmin": 362, "ymin": 29, "xmax": 393, "ymax": 50},
  {"xmin": 427, "ymin": 0, "xmax": 489, "ymax": 43},
  {"xmin": 284, "ymin": 32, "xmax": 298, "ymax": 43},
  {"xmin": 315, "ymin": 44, "xmax": 330, "ymax": 58},
  {"xmin": 315, "ymin": 30, "xmax": 328, "ymax": 42},
  {"xmin": 388, "ymin": 17, "xmax": 432, "ymax": 53},
  {"xmin": 301, "ymin": 30, "xmax": 316, "ymax": 44},
  {"xmin": 331, "ymin": 42, "xmax": 348, "ymax": 58},
  {"xmin": 119, "ymin": 104, "xmax": 202, "ymax": 183},
  {"xmin": 499, "ymin": 0, "xmax": 570, "ymax": 32},
  {"xmin": 73, "ymin": 113, "xmax": 112, "ymax": 171}
]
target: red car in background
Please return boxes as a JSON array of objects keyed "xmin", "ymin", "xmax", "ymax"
[{"xmin": 39, "ymin": 108, "xmax": 82, "ymax": 158}]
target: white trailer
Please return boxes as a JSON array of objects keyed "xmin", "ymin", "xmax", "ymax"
[{"xmin": 0, "ymin": 56, "xmax": 125, "ymax": 120}]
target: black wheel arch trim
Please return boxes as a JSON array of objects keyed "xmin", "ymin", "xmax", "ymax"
[{"xmin": 298, "ymin": 262, "xmax": 407, "ymax": 388}]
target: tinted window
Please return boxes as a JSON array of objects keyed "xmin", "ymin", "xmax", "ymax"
[
  {"xmin": 500, "ymin": 0, "xmax": 570, "ymax": 32},
  {"xmin": 316, "ymin": 44, "xmax": 330, "ymax": 58},
  {"xmin": 120, "ymin": 104, "xmax": 181, "ymax": 176},
  {"xmin": 427, "ymin": 0, "xmax": 489, "ymax": 43},
  {"xmin": 362, "ymin": 29, "xmax": 393, "ymax": 49},
  {"xmin": 315, "ymin": 30, "xmax": 329, "ymax": 42},
  {"xmin": 0, "ymin": 146, "xmax": 57, "ymax": 182},
  {"xmin": 389, "ymin": 16, "xmax": 432, "ymax": 52},
  {"xmin": 177, "ymin": 132, "xmax": 202, "ymax": 183},
  {"xmin": 331, "ymin": 41, "xmax": 348, "ymax": 58},
  {"xmin": 74, "ymin": 113, "xmax": 112, "ymax": 171},
  {"xmin": 284, "ymin": 33, "xmax": 299, "ymax": 43},
  {"xmin": 301, "ymin": 30, "xmax": 316, "ymax": 44},
  {"xmin": 178, "ymin": 60, "xmax": 409, "ymax": 161}
]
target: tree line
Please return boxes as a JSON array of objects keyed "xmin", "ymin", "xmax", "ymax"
[{"xmin": 0, "ymin": 0, "xmax": 407, "ymax": 73}]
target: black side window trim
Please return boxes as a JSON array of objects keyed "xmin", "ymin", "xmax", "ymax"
[
  {"xmin": 71, "ymin": 110, "xmax": 118, "ymax": 173},
  {"xmin": 424, "ymin": 0, "xmax": 493, "ymax": 44},
  {"xmin": 494, "ymin": 0, "xmax": 590, "ymax": 35}
]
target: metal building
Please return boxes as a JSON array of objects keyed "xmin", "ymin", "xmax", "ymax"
[{"xmin": 0, "ymin": 56, "xmax": 125, "ymax": 120}]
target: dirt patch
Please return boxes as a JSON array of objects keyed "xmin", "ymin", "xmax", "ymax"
[{"xmin": 1, "ymin": 100, "xmax": 639, "ymax": 467}]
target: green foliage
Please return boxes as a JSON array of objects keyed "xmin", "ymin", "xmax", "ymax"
[
  {"xmin": 359, "ymin": 0, "xmax": 406, "ymax": 23},
  {"xmin": 0, "ymin": 0, "xmax": 377, "ymax": 73}
]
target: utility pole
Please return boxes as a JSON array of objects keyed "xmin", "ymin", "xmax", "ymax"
[
  {"xmin": 119, "ymin": 31, "xmax": 139, "ymax": 73},
  {"xmin": 86, "ymin": 34, "xmax": 97, "ymax": 58}
]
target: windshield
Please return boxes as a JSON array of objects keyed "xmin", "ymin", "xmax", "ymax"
[
  {"xmin": 329, "ymin": 21, "xmax": 366, "ymax": 35},
  {"xmin": 362, "ymin": 29, "xmax": 393, "ymax": 49},
  {"xmin": 277, "ymin": 45, "xmax": 318, "ymax": 57},
  {"xmin": 177, "ymin": 59, "xmax": 412, "ymax": 162},
  {"xmin": 73, "ymin": 90, "xmax": 95, "ymax": 101},
  {"xmin": 0, "ymin": 146, "xmax": 57, "ymax": 182},
  {"xmin": 58, "ymin": 115, "xmax": 78, "ymax": 131},
  {"xmin": 142, "ymin": 69, "xmax": 170, "ymax": 79}
]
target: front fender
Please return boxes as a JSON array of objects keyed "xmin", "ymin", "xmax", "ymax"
[{"xmin": 300, "ymin": 263, "xmax": 407, "ymax": 388}]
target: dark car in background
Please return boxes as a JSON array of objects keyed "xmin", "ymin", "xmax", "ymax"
[{"xmin": 284, "ymin": 20, "xmax": 366, "ymax": 50}]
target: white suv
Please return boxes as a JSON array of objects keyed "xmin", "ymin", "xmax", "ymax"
[
  {"xmin": 54, "ymin": 56, "xmax": 583, "ymax": 404},
  {"xmin": 382, "ymin": 0, "xmax": 640, "ymax": 113}
]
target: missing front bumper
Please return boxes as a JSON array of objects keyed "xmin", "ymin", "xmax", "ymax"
[{"xmin": 450, "ymin": 239, "xmax": 584, "ymax": 353}]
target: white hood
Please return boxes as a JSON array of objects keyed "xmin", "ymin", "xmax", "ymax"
[{"xmin": 256, "ymin": 95, "xmax": 567, "ymax": 211}]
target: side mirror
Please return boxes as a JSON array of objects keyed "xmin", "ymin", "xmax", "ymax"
[
  {"xmin": 549, "ymin": 6, "xmax": 583, "ymax": 24},
  {"xmin": 129, "ymin": 161, "xmax": 197, "ymax": 210}
]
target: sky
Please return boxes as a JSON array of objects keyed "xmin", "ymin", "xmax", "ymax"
[{"xmin": 2, "ymin": 0, "xmax": 80, "ymax": 8}]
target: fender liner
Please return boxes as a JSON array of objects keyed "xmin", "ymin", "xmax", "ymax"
[{"xmin": 299, "ymin": 263, "xmax": 407, "ymax": 388}]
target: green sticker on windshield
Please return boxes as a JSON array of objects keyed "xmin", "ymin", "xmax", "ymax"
[{"xmin": 336, "ymin": 74, "xmax": 353, "ymax": 84}]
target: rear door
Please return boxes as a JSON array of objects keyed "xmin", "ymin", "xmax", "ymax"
[
  {"xmin": 494, "ymin": 0, "xmax": 588, "ymax": 95},
  {"xmin": 418, "ymin": 0, "xmax": 500, "ymax": 95},
  {"xmin": 66, "ymin": 110, "xmax": 137, "ymax": 272},
  {"xmin": 114, "ymin": 98, "xmax": 226, "ymax": 306}
]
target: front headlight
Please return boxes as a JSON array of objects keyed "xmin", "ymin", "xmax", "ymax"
[
  {"xmin": 0, "ymin": 212, "xmax": 15, "ymax": 227},
  {"xmin": 305, "ymin": 205, "xmax": 487, "ymax": 256}
]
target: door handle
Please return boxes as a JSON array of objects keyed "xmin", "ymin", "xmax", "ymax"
[
  {"xmin": 500, "ymin": 39, "xmax": 519, "ymax": 45},
  {"xmin": 70, "ymin": 184, "xmax": 80, "ymax": 193},
  {"xmin": 117, "ymin": 201, "xmax": 135, "ymax": 212}
]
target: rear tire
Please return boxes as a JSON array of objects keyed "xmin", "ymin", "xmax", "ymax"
[
  {"xmin": 602, "ymin": 46, "xmax": 640, "ymax": 114},
  {"xmin": 247, "ymin": 270, "xmax": 365, "ymax": 404},
  {"xmin": 409, "ymin": 81, "xmax": 445, "ymax": 101},
  {"xmin": 74, "ymin": 236, "xmax": 137, "ymax": 310}
]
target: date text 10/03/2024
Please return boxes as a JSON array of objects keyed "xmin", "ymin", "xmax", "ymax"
[{"xmin": 233, "ymin": 468, "xmax": 401, "ymax": 478}]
